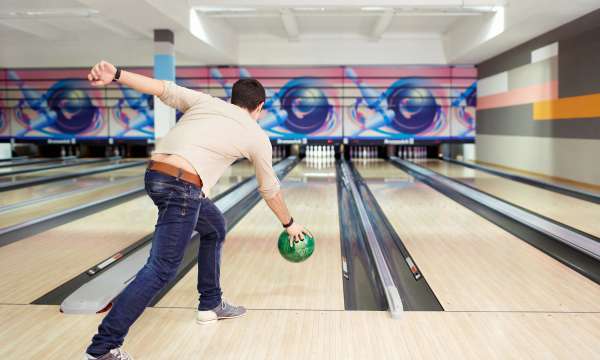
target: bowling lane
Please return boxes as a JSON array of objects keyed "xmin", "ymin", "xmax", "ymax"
[
  {"xmin": 0, "ymin": 161, "xmax": 254, "ymax": 304},
  {"xmin": 465, "ymin": 160, "xmax": 600, "ymax": 195},
  {"xmin": 356, "ymin": 160, "xmax": 600, "ymax": 312},
  {"xmin": 0, "ymin": 158, "xmax": 138, "ymax": 185},
  {"xmin": 204, "ymin": 160, "xmax": 254, "ymax": 199},
  {"xmin": 418, "ymin": 159, "xmax": 600, "ymax": 238},
  {"xmin": 0, "ymin": 176, "xmax": 143, "ymax": 229},
  {"xmin": 3, "ymin": 305, "xmax": 600, "ymax": 359},
  {"xmin": 0, "ymin": 158, "xmax": 81, "ymax": 175},
  {"xmin": 0, "ymin": 165, "xmax": 145, "ymax": 208},
  {"xmin": 157, "ymin": 161, "xmax": 344, "ymax": 310}
]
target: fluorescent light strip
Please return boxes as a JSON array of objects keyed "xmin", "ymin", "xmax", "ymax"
[{"xmin": 0, "ymin": 8, "xmax": 99, "ymax": 19}]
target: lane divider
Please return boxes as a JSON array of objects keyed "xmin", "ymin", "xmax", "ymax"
[
  {"xmin": 340, "ymin": 160, "xmax": 404, "ymax": 319},
  {"xmin": 392, "ymin": 157, "xmax": 600, "ymax": 284}
]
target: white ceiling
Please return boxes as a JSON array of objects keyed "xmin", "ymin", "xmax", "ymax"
[
  {"xmin": 196, "ymin": 5, "xmax": 479, "ymax": 39},
  {"xmin": 0, "ymin": 0, "xmax": 599, "ymax": 67}
]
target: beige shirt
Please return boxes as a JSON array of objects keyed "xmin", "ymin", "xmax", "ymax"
[{"xmin": 153, "ymin": 81, "xmax": 280, "ymax": 199}]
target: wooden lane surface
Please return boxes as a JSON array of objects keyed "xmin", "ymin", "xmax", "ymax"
[
  {"xmin": 0, "ymin": 177, "xmax": 143, "ymax": 229},
  {"xmin": 205, "ymin": 161, "xmax": 254, "ymax": 199},
  {"xmin": 156, "ymin": 161, "xmax": 344, "ymax": 311},
  {"xmin": 1, "ymin": 305, "xmax": 599, "ymax": 359},
  {"xmin": 0, "ymin": 162, "xmax": 254, "ymax": 304},
  {"xmin": 357, "ymin": 161, "xmax": 600, "ymax": 312},
  {"xmin": 0, "ymin": 159, "xmax": 78, "ymax": 175},
  {"xmin": 469, "ymin": 159, "xmax": 600, "ymax": 195},
  {"xmin": 418, "ymin": 159, "xmax": 600, "ymax": 238},
  {"xmin": 0, "ymin": 165, "xmax": 145, "ymax": 208},
  {"xmin": 0, "ymin": 159, "xmax": 136, "ymax": 184}
]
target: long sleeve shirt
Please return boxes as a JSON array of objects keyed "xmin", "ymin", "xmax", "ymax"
[{"xmin": 152, "ymin": 81, "xmax": 280, "ymax": 199}]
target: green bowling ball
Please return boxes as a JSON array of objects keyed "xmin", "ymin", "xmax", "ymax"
[{"xmin": 278, "ymin": 230, "xmax": 315, "ymax": 263}]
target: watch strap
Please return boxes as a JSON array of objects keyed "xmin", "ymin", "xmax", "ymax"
[
  {"xmin": 282, "ymin": 217, "xmax": 294, "ymax": 228},
  {"xmin": 113, "ymin": 67, "xmax": 122, "ymax": 82}
]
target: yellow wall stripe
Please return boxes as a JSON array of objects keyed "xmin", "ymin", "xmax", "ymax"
[{"xmin": 533, "ymin": 93, "xmax": 600, "ymax": 120}]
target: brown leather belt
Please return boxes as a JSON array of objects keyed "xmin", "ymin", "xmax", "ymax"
[{"xmin": 148, "ymin": 160, "xmax": 203, "ymax": 188}]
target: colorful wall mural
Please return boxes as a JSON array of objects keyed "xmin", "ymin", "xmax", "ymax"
[{"xmin": 0, "ymin": 65, "xmax": 476, "ymax": 142}]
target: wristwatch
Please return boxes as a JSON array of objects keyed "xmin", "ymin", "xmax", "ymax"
[
  {"xmin": 113, "ymin": 67, "xmax": 122, "ymax": 82},
  {"xmin": 282, "ymin": 217, "xmax": 294, "ymax": 228}
]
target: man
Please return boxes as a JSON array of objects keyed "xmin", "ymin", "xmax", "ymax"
[{"xmin": 84, "ymin": 61, "xmax": 308, "ymax": 360}]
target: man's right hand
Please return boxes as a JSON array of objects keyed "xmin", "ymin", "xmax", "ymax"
[
  {"xmin": 286, "ymin": 222, "xmax": 309, "ymax": 245},
  {"xmin": 88, "ymin": 60, "xmax": 117, "ymax": 86}
]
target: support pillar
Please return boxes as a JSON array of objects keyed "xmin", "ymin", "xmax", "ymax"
[{"xmin": 153, "ymin": 29, "xmax": 176, "ymax": 139}]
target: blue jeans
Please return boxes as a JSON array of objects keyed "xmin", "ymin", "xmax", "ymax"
[{"xmin": 87, "ymin": 169, "xmax": 227, "ymax": 357}]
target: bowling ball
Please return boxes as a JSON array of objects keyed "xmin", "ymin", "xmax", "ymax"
[
  {"xmin": 47, "ymin": 79, "xmax": 97, "ymax": 134},
  {"xmin": 281, "ymin": 83, "xmax": 331, "ymax": 134},
  {"xmin": 278, "ymin": 230, "xmax": 315, "ymax": 263},
  {"xmin": 387, "ymin": 79, "xmax": 440, "ymax": 134}
]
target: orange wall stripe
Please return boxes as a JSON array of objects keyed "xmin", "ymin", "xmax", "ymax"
[{"xmin": 533, "ymin": 93, "xmax": 600, "ymax": 120}]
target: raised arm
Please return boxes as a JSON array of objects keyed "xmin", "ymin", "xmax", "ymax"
[
  {"xmin": 88, "ymin": 60, "xmax": 164, "ymax": 96},
  {"xmin": 88, "ymin": 60, "xmax": 208, "ymax": 112}
]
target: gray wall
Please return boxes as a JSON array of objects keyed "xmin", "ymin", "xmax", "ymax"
[{"xmin": 476, "ymin": 9, "xmax": 600, "ymax": 185}]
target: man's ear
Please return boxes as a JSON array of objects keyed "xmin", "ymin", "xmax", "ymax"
[{"xmin": 257, "ymin": 101, "xmax": 265, "ymax": 112}]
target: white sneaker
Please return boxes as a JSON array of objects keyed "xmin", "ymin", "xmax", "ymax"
[
  {"xmin": 83, "ymin": 348, "xmax": 133, "ymax": 360},
  {"xmin": 197, "ymin": 300, "xmax": 247, "ymax": 325}
]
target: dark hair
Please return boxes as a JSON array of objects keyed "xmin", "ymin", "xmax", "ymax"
[{"xmin": 231, "ymin": 78, "xmax": 266, "ymax": 112}]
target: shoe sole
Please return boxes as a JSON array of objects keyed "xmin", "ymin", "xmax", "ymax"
[{"xmin": 196, "ymin": 311, "xmax": 247, "ymax": 325}]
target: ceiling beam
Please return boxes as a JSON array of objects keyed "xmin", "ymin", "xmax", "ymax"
[
  {"xmin": 370, "ymin": 8, "xmax": 394, "ymax": 41},
  {"xmin": 189, "ymin": 0, "xmax": 505, "ymax": 8},
  {"xmin": 88, "ymin": 17, "xmax": 146, "ymax": 39},
  {"xmin": 280, "ymin": 8, "xmax": 299, "ymax": 41},
  {"xmin": 0, "ymin": 19, "xmax": 64, "ymax": 39}
]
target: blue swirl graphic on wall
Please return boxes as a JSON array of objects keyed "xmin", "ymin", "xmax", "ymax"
[
  {"xmin": 12, "ymin": 75, "xmax": 101, "ymax": 137},
  {"xmin": 112, "ymin": 86, "xmax": 154, "ymax": 137},
  {"xmin": 260, "ymin": 78, "xmax": 334, "ymax": 135},
  {"xmin": 386, "ymin": 79, "xmax": 441, "ymax": 134},
  {"xmin": 346, "ymin": 67, "xmax": 444, "ymax": 137},
  {"xmin": 46, "ymin": 80, "xmax": 98, "ymax": 134}
]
